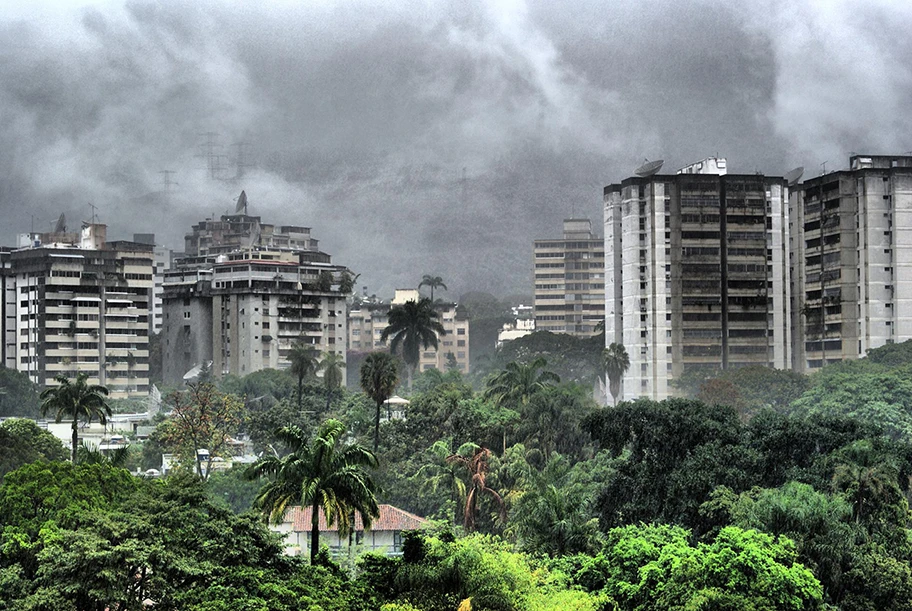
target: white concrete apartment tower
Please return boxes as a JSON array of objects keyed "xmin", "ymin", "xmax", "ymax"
[
  {"xmin": 790, "ymin": 154, "xmax": 912, "ymax": 371},
  {"xmin": 605, "ymin": 162, "xmax": 791, "ymax": 401}
]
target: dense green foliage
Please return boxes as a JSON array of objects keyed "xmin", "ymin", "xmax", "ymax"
[
  {"xmin": 8, "ymin": 341, "xmax": 912, "ymax": 608},
  {"xmin": 0, "ymin": 366, "xmax": 42, "ymax": 418}
]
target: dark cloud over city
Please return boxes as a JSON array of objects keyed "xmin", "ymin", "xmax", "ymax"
[{"xmin": 2, "ymin": 0, "xmax": 911, "ymax": 297}]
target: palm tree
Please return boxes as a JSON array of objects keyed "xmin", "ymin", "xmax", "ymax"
[
  {"xmin": 483, "ymin": 358, "xmax": 559, "ymax": 452},
  {"xmin": 40, "ymin": 373, "xmax": 111, "ymax": 462},
  {"xmin": 248, "ymin": 419, "xmax": 379, "ymax": 564},
  {"xmin": 288, "ymin": 341, "xmax": 319, "ymax": 410},
  {"xmin": 418, "ymin": 275, "xmax": 448, "ymax": 301},
  {"xmin": 381, "ymin": 298, "xmax": 446, "ymax": 389},
  {"xmin": 413, "ymin": 440, "xmax": 471, "ymax": 525},
  {"xmin": 318, "ymin": 351, "xmax": 345, "ymax": 413},
  {"xmin": 359, "ymin": 352, "xmax": 400, "ymax": 452},
  {"xmin": 602, "ymin": 343, "xmax": 630, "ymax": 406},
  {"xmin": 483, "ymin": 357, "xmax": 560, "ymax": 408},
  {"xmin": 447, "ymin": 446, "xmax": 506, "ymax": 532}
]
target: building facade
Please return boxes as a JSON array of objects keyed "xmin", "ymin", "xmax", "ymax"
[
  {"xmin": 161, "ymin": 249, "xmax": 349, "ymax": 385},
  {"xmin": 533, "ymin": 219, "xmax": 605, "ymax": 337},
  {"xmin": 347, "ymin": 289, "xmax": 470, "ymax": 374},
  {"xmin": 1, "ymin": 224, "xmax": 153, "ymax": 398},
  {"xmin": 605, "ymin": 166, "xmax": 791, "ymax": 401},
  {"xmin": 790, "ymin": 154, "xmax": 912, "ymax": 372}
]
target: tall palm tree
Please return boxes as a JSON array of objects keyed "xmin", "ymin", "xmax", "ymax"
[
  {"xmin": 418, "ymin": 275, "xmax": 448, "ymax": 301},
  {"xmin": 602, "ymin": 343, "xmax": 630, "ymax": 406},
  {"xmin": 483, "ymin": 358, "xmax": 559, "ymax": 452},
  {"xmin": 381, "ymin": 298, "xmax": 446, "ymax": 389},
  {"xmin": 483, "ymin": 357, "xmax": 560, "ymax": 408},
  {"xmin": 447, "ymin": 446, "xmax": 506, "ymax": 532},
  {"xmin": 359, "ymin": 352, "xmax": 400, "ymax": 452},
  {"xmin": 40, "ymin": 373, "xmax": 111, "ymax": 462},
  {"xmin": 248, "ymin": 419, "xmax": 379, "ymax": 564},
  {"xmin": 318, "ymin": 351, "xmax": 345, "ymax": 413},
  {"xmin": 288, "ymin": 341, "xmax": 319, "ymax": 410}
]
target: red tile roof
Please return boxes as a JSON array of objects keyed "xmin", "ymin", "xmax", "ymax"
[{"xmin": 291, "ymin": 504, "xmax": 427, "ymax": 532}]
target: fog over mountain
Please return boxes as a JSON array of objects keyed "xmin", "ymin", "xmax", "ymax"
[{"xmin": 2, "ymin": 0, "xmax": 911, "ymax": 297}]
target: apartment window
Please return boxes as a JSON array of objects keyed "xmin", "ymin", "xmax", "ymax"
[
  {"xmin": 183, "ymin": 312, "xmax": 190, "ymax": 319},
  {"xmin": 457, "ymin": 328, "xmax": 466, "ymax": 335}
]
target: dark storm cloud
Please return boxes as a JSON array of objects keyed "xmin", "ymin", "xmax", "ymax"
[{"xmin": 1, "ymin": 0, "xmax": 910, "ymax": 296}]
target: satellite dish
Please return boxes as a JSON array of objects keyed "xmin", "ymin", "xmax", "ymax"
[
  {"xmin": 635, "ymin": 159, "xmax": 664, "ymax": 177},
  {"xmin": 235, "ymin": 190, "xmax": 248, "ymax": 214},
  {"xmin": 784, "ymin": 167, "xmax": 804, "ymax": 186},
  {"xmin": 54, "ymin": 213, "xmax": 66, "ymax": 233}
]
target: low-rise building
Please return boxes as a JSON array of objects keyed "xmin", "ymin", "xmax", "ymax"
[{"xmin": 273, "ymin": 504, "xmax": 428, "ymax": 557}]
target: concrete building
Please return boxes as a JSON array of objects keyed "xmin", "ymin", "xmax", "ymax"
[
  {"xmin": 1, "ymin": 224, "xmax": 153, "ymax": 398},
  {"xmin": 161, "ymin": 249, "xmax": 349, "ymax": 385},
  {"xmin": 134, "ymin": 234, "xmax": 172, "ymax": 335},
  {"xmin": 184, "ymin": 191, "xmax": 318, "ymax": 257},
  {"xmin": 347, "ymin": 289, "xmax": 470, "ymax": 374},
  {"xmin": 790, "ymin": 154, "xmax": 912, "ymax": 372},
  {"xmin": 604, "ymin": 161, "xmax": 791, "ymax": 401},
  {"xmin": 533, "ymin": 219, "xmax": 605, "ymax": 337}
]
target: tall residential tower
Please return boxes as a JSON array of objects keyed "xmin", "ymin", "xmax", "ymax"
[
  {"xmin": 790, "ymin": 154, "xmax": 912, "ymax": 371},
  {"xmin": 533, "ymin": 219, "xmax": 605, "ymax": 337},
  {"xmin": 605, "ymin": 160, "xmax": 791, "ymax": 401}
]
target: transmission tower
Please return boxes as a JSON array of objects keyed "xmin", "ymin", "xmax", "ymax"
[{"xmin": 196, "ymin": 132, "xmax": 228, "ymax": 180}]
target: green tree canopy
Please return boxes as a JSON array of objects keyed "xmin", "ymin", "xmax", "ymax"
[{"xmin": 0, "ymin": 418, "xmax": 68, "ymax": 478}]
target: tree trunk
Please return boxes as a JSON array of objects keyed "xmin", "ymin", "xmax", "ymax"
[
  {"xmin": 374, "ymin": 401, "xmax": 381, "ymax": 453},
  {"xmin": 71, "ymin": 417, "xmax": 78, "ymax": 463},
  {"xmin": 298, "ymin": 375, "xmax": 304, "ymax": 411},
  {"xmin": 311, "ymin": 501, "xmax": 321, "ymax": 564},
  {"xmin": 325, "ymin": 387, "xmax": 332, "ymax": 413}
]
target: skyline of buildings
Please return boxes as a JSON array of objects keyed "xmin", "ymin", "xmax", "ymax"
[{"xmin": 4, "ymin": 152, "xmax": 912, "ymax": 399}]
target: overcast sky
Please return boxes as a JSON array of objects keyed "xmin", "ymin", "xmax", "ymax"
[{"xmin": 2, "ymin": 0, "xmax": 911, "ymax": 298}]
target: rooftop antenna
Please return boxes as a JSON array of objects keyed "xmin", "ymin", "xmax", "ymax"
[
  {"xmin": 235, "ymin": 190, "xmax": 248, "ymax": 215},
  {"xmin": 784, "ymin": 167, "xmax": 804, "ymax": 186},
  {"xmin": 635, "ymin": 159, "xmax": 664, "ymax": 177},
  {"xmin": 820, "ymin": 161, "xmax": 828, "ymax": 176},
  {"xmin": 88, "ymin": 202, "xmax": 98, "ymax": 225}
]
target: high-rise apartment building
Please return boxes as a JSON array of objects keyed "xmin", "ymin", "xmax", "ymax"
[
  {"xmin": 790, "ymin": 154, "xmax": 912, "ymax": 371},
  {"xmin": 605, "ymin": 161, "xmax": 791, "ymax": 401},
  {"xmin": 347, "ymin": 289, "xmax": 470, "ymax": 374},
  {"xmin": 1, "ymin": 224, "xmax": 153, "ymax": 398},
  {"xmin": 133, "ymin": 234, "xmax": 172, "ymax": 335},
  {"xmin": 162, "ymin": 249, "xmax": 349, "ymax": 385},
  {"xmin": 533, "ymin": 219, "xmax": 605, "ymax": 337},
  {"xmin": 161, "ymin": 196, "xmax": 351, "ymax": 385}
]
